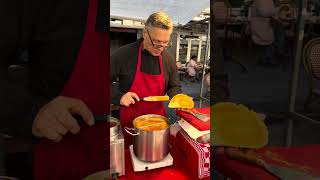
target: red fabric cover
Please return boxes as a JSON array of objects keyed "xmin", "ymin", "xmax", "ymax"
[
  {"xmin": 176, "ymin": 108, "xmax": 210, "ymax": 131},
  {"xmin": 60, "ymin": 0, "xmax": 109, "ymax": 115},
  {"xmin": 118, "ymin": 135, "xmax": 210, "ymax": 180},
  {"xmin": 212, "ymin": 145, "xmax": 320, "ymax": 180},
  {"xmin": 33, "ymin": 0, "xmax": 108, "ymax": 179},
  {"xmin": 33, "ymin": 122, "xmax": 107, "ymax": 180}
]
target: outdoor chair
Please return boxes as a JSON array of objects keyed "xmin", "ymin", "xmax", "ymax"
[{"xmin": 302, "ymin": 37, "xmax": 320, "ymax": 112}]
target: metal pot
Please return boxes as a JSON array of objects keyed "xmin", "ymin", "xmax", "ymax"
[
  {"xmin": 109, "ymin": 117, "xmax": 120, "ymax": 141},
  {"xmin": 109, "ymin": 116, "xmax": 125, "ymax": 176},
  {"xmin": 125, "ymin": 114, "xmax": 170, "ymax": 162}
]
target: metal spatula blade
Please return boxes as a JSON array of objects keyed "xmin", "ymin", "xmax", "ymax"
[
  {"xmin": 227, "ymin": 150, "xmax": 320, "ymax": 180},
  {"xmin": 180, "ymin": 109, "xmax": 210, "ymax": 122},
  {"xmin": 192, "ymin": 113, "xmax": 210, "ymax": 122},
  {"xmin": 141, "ymin": 96, "xmax": 169, "ymax": 102},
  {"xmin": 264, "ymin": 164, "xmax": 320, "ymax": 180}
]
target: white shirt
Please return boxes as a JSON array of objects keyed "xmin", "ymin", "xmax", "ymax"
[
  {"xmin": 249, "ymin": 0, "xmax": 276, "ymax": 45},
  {"xmin": 187, "ymin": 59, "xmax": 197, "ymax": 76}
]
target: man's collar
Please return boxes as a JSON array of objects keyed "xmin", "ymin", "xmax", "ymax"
[
  {"xmin": 140, "ymin": 39, "xmax": 151, "ymax": 55},
  {"xmin": 142, "ymin": 48, "xmax": 151, "ymax": 54}
]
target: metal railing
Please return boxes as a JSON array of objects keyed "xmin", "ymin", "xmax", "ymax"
[
  {"xmin": 286, "ymin": 0, "xmax": 320, "ymax": 146},
  {"xmin": 199, "ymin": 22, "xmax": 211, "ymax": 108}
]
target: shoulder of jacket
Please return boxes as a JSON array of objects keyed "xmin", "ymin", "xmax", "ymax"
[
  {"xmin": 163, "ymin": 51, "xmax": 175, "ymax": 62},
  {"xmin": 111, "ymin": 41, "xmax": 139, "ymax": 57}
]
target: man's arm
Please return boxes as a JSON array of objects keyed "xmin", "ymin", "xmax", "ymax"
[
  {"xmin": 28, "ymin": 0, "xmax": 97, "ymax": 141},
  {"xmin": 110, "ymin": 51, "xmax": 125, "ymax": 105},
  {"xmin": 0, "ymin": 0, "xmax": 46, "ymax": 138},
  {"xmin": 0, "ymin": 0, "xmax": 94, "ymax": 141}
]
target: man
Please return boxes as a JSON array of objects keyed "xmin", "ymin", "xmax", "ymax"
[
  {"xmin": 1, "ymin": 0, "xmax": 107, "ymax": 178},
  {"xmin": 110, "ymin": 11, "xmax": 182, "ymax": 147},
  {"xmin": 249, "ymin": 0, "xmax": 276, "ymax": 66},
  {"xmin": 187, "ymin": 55, "xmax": 198, "ymax": 82}
]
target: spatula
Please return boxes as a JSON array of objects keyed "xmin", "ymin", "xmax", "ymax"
[
  {"xmin": 118, "ymin": 96, "xmax": 169, "ymax": 108},
  {"xmin": 140, "ymin": 96, "xmax": 169, "ymax": 102},
  {"xmin": 227, "ymin": 150, "xmax": 320, "ymax": 180}
]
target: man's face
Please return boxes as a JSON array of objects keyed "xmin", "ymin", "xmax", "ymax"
[{"xmin": 143, "ymin": 27, "xmax": 172, "ymax": 56}]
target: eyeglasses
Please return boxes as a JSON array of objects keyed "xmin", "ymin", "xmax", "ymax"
[{"xmin": 145, "ymin": 28, "xmax": 171, "ymax": 49}]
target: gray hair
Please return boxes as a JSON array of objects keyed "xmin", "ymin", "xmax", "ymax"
[{"xmin": 145, "ymin": 11, "xmax": 173, "ymax": 30}]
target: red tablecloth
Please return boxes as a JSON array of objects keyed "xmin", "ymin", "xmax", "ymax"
[
  {"xmin": 212, "ymin": 145, "xmax": 320, "ymax": 180},
  {"xmin": 118, "ymin": 136, "xmax": 210, "ymax": 180},
  {"xmin": 33, "ymin": 121, "xmax": 107, "ymax": 180}
]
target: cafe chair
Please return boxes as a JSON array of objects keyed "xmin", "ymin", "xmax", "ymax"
[{"xmin": 302, "ymin": 37, "xmax": 320, "ymax": 112}]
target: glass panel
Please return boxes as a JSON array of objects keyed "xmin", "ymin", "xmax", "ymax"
[
  {"xmin": 191, "ymin": 43, "xmax": 199, "ymax": 61},
  {"xmin": 179, "ymin": 39, "xmax": 188, "ymax": 64},
  {"xmin": 200, "ymin": 44, "xmax": 207, "ymax": 63}
]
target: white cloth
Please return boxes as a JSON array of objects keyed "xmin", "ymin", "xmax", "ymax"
[
  {"xmin": 249, "ymin": 0, "xmax": 276, "ymax": 45},
  {"xmin": 187, "ymin": 59, "xmax": 197, "ymax": 76}
]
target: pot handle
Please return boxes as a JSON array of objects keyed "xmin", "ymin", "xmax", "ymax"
[{"xmin": 124, "ymin": 127, "xmax": 139, "ymax": 136}]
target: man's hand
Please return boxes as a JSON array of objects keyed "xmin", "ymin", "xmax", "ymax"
[
  {"xmin": 120, "ymin": 92, "xmax": 140, "ymax": 107},
  {"xmin": 32, "ymin": 96, "xmax": 94, "ymax": 142}
]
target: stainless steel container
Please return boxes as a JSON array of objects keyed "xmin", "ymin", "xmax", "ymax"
[
  {"xmin": 125, "ymin": 114, "xmax": 170, "ymax": 162},
  {"xmin": 110, "ymin": 117, "xmax": 120, "ymax": 141},
  {"xmin": 109, "ymin": 117, "xmax": 125, "ymax": 177}
]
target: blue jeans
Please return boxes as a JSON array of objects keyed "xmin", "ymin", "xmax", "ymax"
[
  {"xmin": 262, "ymin": 23, "xmax": 287, "ymax": 63},
  {"xmin": 265, "ymin": 45, "xmax": 274, "ymax": 62},
  {"xmin": 273, "ymin": 22, "xmax": 287, "ymax": 57}
]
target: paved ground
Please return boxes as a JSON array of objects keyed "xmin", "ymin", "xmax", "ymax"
[
  {"xmin": 211, "ymin": 39, "xmax": 320, "ymax": 179},
  {"xmin": 225, "ymin": 46, "xmax": 320, "ymax": 146}
]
